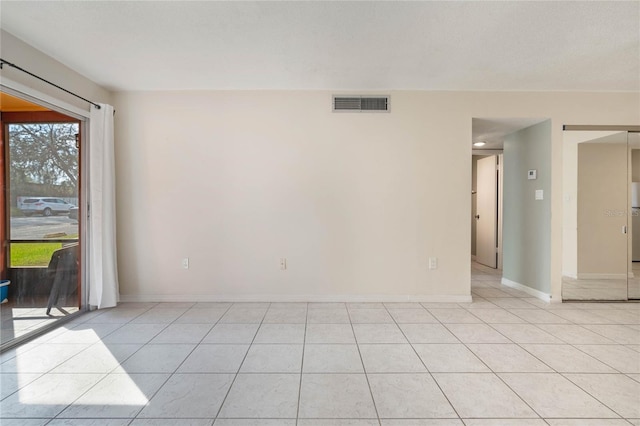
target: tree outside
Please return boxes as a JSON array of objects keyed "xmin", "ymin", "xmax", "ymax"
[
  {"xmin": 7, "ymin": 121, "xmax": 80, "ymax": 266},
  {"xmin": 8, "ymin": 122, "xmax": 79, "ymax": 212}
]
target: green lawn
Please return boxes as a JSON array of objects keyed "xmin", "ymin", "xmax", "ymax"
[{"xmin": 11, "ymin": 242, "xmax": 63, "ymax": 267}]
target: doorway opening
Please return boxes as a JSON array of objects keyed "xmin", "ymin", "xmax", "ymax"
[
  {"xmin": 471, "ymin": 117, "xmax": 552, "ymax": 301},
  {"xmin": 472, "ymin": 154, "xmax": 503, "ymax": 270},
  {"xmin": 1, "ymin": 90, "xmax": 85, "ymax": 348}
]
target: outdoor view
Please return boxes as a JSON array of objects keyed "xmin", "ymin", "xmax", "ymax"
[
  {"xmin": 9, "ymin": 122, "xmax": 79, "ymax": 267},
  {"xmin": 0, "ymin": 90, "xmax": 86, "ymax": 347},
  {"xmin": 1, "ymin": 118, "xmax": 81, "ymax": 346}
]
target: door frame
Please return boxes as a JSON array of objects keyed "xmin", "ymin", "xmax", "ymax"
[
  {"xmin": 472, "ymin": 153, "xmax": 504, "ymax": 270},
  {"xmin": 475, "ymin": 155, "xmax": 498, "ymax": 268},
  {"xmin": 0, "ymin": 81, "xmax": 91, "ymax": 352},
  {"xmin": 497, "ymin": 153, "xmax": 504, "ymax": 269}
]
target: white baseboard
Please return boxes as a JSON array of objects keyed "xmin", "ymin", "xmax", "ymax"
[
  {"xmin": 118, "ymin": 293, "xmax": 473, "ymax": 303},
  {"xmin": 501, "ymin": 278, "xmax": 551, "ymax": 302},
  {"xmin": 562, "ymin": 272, "xmax": 578, "ymax": 279},
  {"xmin": 576, "ymin": 273, "xmax": 628, "ymax": 280}
]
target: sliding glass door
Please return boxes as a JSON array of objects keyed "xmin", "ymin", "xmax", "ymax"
[
  {"xmin": 1, "ymin": 93, "xmax": 84, "ymax": 347},
  {"xmin": 562, "ymin": 129, "xmax": 639, "ymax": 300},
  {"xmin": 628, "ymin": 132, "xmax": 640, "ymax": 299}
]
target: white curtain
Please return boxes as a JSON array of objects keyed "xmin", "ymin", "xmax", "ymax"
[{"xmin": 89, "ymin": 103, "xmax": 119, "ymax": 309}]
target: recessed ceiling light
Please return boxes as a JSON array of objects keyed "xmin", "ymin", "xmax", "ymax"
[{"xmin": 473, "ymin": 141, "xmax": 486, "ymax": 147}]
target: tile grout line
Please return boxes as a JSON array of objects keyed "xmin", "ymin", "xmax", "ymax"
[
  {"xmin": 294, "ymin": 302, "xmax": 309, "ymax": 426},
  {"xmin": 58, "ymin": 303, "xmax": 222, "ymax": 421},
  {"xmin": 184, "ymin": 303, "xmax": 234, "ymax": 426},
  {"xmin": 127, "ymin": 303, "xmax": 233, "ymax": 421},
  {"xmin": 559, "ymin": 371, "xmax": 631, "ymax": 420},
  {"xmin": 346, "ymin": 305, "xmax": 382, "ymax": 426},
  {"xmin": 469, "ymin": 267, "xmax": 637, "ymax": 422},
  {"xmin": 382, "ymin": 301, "xmax": 464, "ymax": 422},
  {"xmin": 471, "ymin": 273, "xmax": 557, "ymax": 421},
  {"xmin": 0, "ymin": 307, "xmax": 154, "ymax": 403},
  {"xmin": 468, "ymin": 272, "xmax": 566, "ymax": 421},
  {"xmin": 162, "ymin": 302, "xmax": 233, "ymax": 371},
  {"xmin": 211, "ymin": 302, "xmax": 270, "ymax": 422},
  {"xmin": 454, "ymin": 269, "xmax": 556, "ymax": 420},
  {"xmin": 44, "ymin": 303, "xmax": 168, "ymax": 421},
  {"xmin": 479, "ymin": 289, "xmax": 639, "ymax": 380}
]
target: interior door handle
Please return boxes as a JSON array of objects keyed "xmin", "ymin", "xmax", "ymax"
[{"xmin": 475, "ymin": 215, "xmax": 480, "ymax": 219}]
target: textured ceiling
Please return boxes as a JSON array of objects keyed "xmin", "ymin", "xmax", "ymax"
[{"xmin": 1, "ymin": 1, "xmax": 638, "ymax": 92}]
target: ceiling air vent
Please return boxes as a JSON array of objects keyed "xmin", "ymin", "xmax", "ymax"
[{"xmin": 333, "ymin": 95, "xmax": 389, "ymax": 112}]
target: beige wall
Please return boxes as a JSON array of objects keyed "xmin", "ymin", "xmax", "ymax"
[
  {"xmin": 114, "ymin": 90, "xmax": 639, "ymax": 301},
  {"xmin": 577, "ymin": 142, "xmax": 628, "ymax": 276},
  {"xmin": 0, "ymin": 30, "xmax": 112, "ymax": 111},
  {"xmin": 632, "ymin": 149, "xmax": 640, "ymax": 181},
  {"xmin": 563, "ymin": 132, "xmax": 629, "ymax": 279}
]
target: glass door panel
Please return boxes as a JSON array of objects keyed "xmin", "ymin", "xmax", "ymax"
[
  {"xmin": 562, "ymin": 130, "xmax": 629, "ymax": 300},
  {"xmin": 1, "ymin": 108, "xmax": 81, "ymax": 347},
  {"xmin": 629, "ymin": 131, "xmax": 640, "ymax": 299}
]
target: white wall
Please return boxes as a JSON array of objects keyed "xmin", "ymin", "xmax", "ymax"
[
  {"xmin": 114, "ymin": 90, "xmax": 639, "ymax": 302},
  {"xmin": 577, "ymin": 142, "xmax": 628, "ymax": 276}
]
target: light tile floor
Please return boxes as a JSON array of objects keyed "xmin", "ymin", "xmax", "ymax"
[
  {"xmin": 1, "ymin": 303, "xmax": 79, "ymax": 345},
  {"xmin": 1, "ymin": 263, "xmax": 639, "ymax": 425}
]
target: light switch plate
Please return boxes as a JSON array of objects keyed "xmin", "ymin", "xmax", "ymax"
[
  {"xmin": 535, "ymin": 189, "xmax": 544, "ymax": 200},
  {"xmin": 528, "ymin": 170, "xmax": 537, "ymax": 180},
  {"xmin": 429, "ymin": 257, "xmax": 438, "ymax": 270}
]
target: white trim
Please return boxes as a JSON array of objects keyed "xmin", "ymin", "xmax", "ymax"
[
  {"xmin": 119, "ymin": 293, "xmax": 473, "ymax": 303},
  {"xmin": 497, "ymin": 153, "xmax": 504, "ymax": 270},
  {"xmin": 576, "ymin": 273, "xmax": 628, "ymax": 280},
  {"xmin": 1, "ymin": 77, "xmax": 90, "ymax": 118},
  {"xmin": 501, "ymin": 277, "xmax": 551, "ymax": 302}
]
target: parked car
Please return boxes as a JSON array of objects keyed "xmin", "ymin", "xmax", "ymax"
[
  {"xmin": 69, "ymin": 206, "xmax": 79, "ymax": 220},
  {"xmin": 20, "ymin": 198, "xmax": 75, "ymax": 217}
]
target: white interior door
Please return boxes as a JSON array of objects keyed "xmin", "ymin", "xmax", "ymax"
[{"xmin": 476, "ymin": 155, "xmax": 498, "ymax": 268}]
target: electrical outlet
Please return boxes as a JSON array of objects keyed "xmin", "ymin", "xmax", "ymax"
[
  {"xmin": 182, "ymin": 258, "xmax": 189, "ymax": 269},
  {"xmin": 280, "ymin": 258, "xmax": 287, "ymax": 270},
  {"xmin": 428, "ymin": 257, "xmax": 438, "ymax": 270}
]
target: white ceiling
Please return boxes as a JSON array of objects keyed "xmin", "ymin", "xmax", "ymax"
[{"xmin": 1, "ymin": 1, "xmax": 638, "ymax": 92}]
